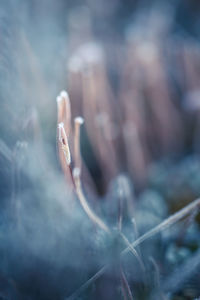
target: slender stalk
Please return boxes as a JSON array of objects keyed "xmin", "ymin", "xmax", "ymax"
[
  {"xmin": 122, "ymin": 197, "xmax": 200, "ymax": 256},
  {"xmin": 120, "ymin": 264, "xmax": 134, "ymax": 300},
  {"xmin": 73, "ymin": 168, "xmax": 110, "ymax": 234},
  {"xmin": 72, "ymin": 115, "xmax": 110, "ymax": 233},
  {"xmin": 56, "ymin": 91, "xmax": 73, "ymax": 185},
  {"xmin": 57, "ymin": 90, "xmax": 71, "ymax": 137},
  {"xmin": 65, "ymin": 197, "xmax": 200, "ymax": 300},
  {"xmin": 74, "ymin": 117, "xmax": 84, "ymax": 172},
  {"xmin": 58, "ymin": 122, "xmax": 71, "ymax": 166},
  {"xmin": 120, "ymin": 232, "xmax": 145, "ymax": 273}
]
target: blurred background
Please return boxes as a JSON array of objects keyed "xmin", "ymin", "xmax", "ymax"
[{"xmin": 1, "ymin": 0, "xmax": 200, "ymax": 299}]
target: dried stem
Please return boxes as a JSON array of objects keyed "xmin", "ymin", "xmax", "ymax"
[
  {"xmin": 120, "ymin": 264, "xmax": 134, "ymax": 300},
  {"xmin": 74, "ymin": 117, "xmax": 84, "ymax": 172},
  {"xmin": 122, "ymin": 197, "xmax": 200, "ymax": 256},
  {"xmin": 66, "ymin": 197, "xmax": 200, "ymax": 300},
  {"xmin": 73, "ymin": 168, "xmax": 110, "ymax": 234},
  {"xmin": 131, "ymin": 217, "xmax": 142, "ymax": 257},
  {"xmin": 72, "ymin": 115, "xmax": 110, "ymax": 233},
  {"xmin": 57, "ymin": 90, "xmax": 71, "ymax": 137},
  {"xmin": 57, "ymin": 91, "xmax": 73, "ymax": 185},
  {"xmin": 58, "ymin": 122, "xmax": 71, "ymax": 166},
  {"xmin": 120, "ymin": 232, "xmax": 145, "ymax": 273}
]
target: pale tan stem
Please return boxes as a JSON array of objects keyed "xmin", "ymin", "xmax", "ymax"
[
  {"xmin": 57, "ymin": 91, "xmax": 71, "ymax": 138},
  {"xmin": 66, "ymin": 197, "xmax": 200, "ymax": 300},
  {"xmin": 73, "ymin": 168, "xmax": 110, "ymax": 234},
  {"xmin": 58, "ymin": 122, "xmax": 71, "ymax": 166},
  {"xmin": 74, "ymin": 117, "xmax": 84, "ymax": 172}
]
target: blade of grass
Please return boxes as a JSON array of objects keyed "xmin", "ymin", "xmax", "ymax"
[
  {"xmin": 65, "ymin": 197, "xmax": 200, "ymax": 300},
  {"xmin": 120, "ymin": 232, "xmax": 145, "ymax": 273},
  {"xmin": 120, "ymin": 264, "xmax": 134, "ymax": 300}
]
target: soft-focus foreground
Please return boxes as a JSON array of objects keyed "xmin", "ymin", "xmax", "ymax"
[{"xmin": 1, "ymin": 1, "xmax": 200, "ymax": 299}]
